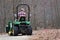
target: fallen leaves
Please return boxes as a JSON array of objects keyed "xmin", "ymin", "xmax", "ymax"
[{"xmin": 29, "ymin": 29, "xmax": 60, "ymax": 40}]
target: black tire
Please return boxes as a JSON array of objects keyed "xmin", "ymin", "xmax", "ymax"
[
  {"xmin": 27, "ymin": 26, "xmax": 32, "ymax": 35},
  {"xmin": 12, "ymin": 26, "xmax": 18, "ymax": 36},
  {"xmin": 22, "ymin": 33, "xmax": 26, "ymax": 35}
]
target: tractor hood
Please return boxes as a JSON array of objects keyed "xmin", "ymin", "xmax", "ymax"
[{"xmin": 13, "ymin": 21, "xmax": 30, "ymax": 25}]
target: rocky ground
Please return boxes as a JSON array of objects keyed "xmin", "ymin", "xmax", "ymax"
[{"xmin": 0, "ymin": 29, "xmax": 60, "ymax": 40}]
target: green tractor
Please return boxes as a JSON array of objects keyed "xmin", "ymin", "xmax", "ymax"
[{"xmin": 6, "ymin": 4, "xmax": 32, "ymax": 36}]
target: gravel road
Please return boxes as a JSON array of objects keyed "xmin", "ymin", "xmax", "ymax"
[{"xmin": 0, "ymin": 34, "xmax": 32, "ymax": 40}]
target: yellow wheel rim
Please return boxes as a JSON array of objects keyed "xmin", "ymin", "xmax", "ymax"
[
  {"xmin": 8, "ymin": 31, "xmax": 12, "ymax": 35},
  {"xmin": 12, "ymin": 29, "xmax": 14, "ymax": 35}
]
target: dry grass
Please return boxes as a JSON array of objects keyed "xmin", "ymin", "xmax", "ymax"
[{"xmin": 29, "ymin": 29, "xmax": 60, "ymax": 40}]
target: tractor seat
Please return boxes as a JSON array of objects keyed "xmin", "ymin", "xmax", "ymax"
[{"xmin": 19, "ymin": 16, "xmax": 26, "ymax": 21}]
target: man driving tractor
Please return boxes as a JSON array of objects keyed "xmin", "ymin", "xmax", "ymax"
[{"xmin": 18, "ymin": 8, "xmax": 26, "ymax": 20}]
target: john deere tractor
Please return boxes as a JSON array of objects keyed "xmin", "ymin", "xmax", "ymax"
[{"xmin": 6, "ymin": 4, "xmax": 32, "ymax": 36}]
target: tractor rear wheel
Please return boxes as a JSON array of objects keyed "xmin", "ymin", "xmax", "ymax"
[
  {"xmin": 27, "ymin": 26, "xmax": 32, "ymax": 35},
  {"xmin": 12, "ymin": 26, "xmax": 18, "ymax": 36}
]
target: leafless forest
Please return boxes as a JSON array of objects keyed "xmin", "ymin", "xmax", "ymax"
[{"xmin": 0, "ymin": 0, "xmax": 60, "ymax": 34}]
